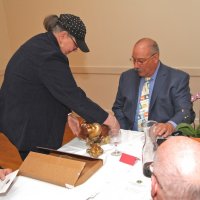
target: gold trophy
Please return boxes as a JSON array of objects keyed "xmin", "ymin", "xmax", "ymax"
[{"xmin": 79, "ymin": 121, "xmax": 110, "ymax": 158}]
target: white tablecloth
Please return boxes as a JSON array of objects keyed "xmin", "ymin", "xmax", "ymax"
[{"xmin": 0, "ymin": 130, "xmax": 152, "ymax": 200}]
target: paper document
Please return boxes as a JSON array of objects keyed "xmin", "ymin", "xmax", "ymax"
[{"xmin": 0, "ymin": 170, "xmax": 19, "ymax": 193}]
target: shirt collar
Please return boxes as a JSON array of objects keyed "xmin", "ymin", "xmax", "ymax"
[{"xmin": 151, "ymin": 61, "xmax": 160, "ymax": 80}]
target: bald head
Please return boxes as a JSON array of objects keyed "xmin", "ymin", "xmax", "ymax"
[
  {"xmin": 152, "ymin": 136, "xmax": 200, "ymax": 200},
  {"xmin": 134, "ymin": 38, "xmax": 159, "ymax": 55}
]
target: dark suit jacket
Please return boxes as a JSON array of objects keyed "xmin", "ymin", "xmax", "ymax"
[
  {"xmin": 112, "ymin": 63, "xmax": 195, "ymax": 130},
  {"xmin": 0, "ymin": 32, "xmax": 108, "ymax": 151}
]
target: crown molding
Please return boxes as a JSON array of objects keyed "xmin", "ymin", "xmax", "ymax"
[
  {"xmin": 0, "ymin": 66, "xmax": 200, "ymax": 76},
  {"xmin": 71, "ymin": 66, "xmax": 200, "ymax": 76}
]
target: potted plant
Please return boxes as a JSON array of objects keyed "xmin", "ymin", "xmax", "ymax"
[{"xmin": 176, "ymin": 92, "xmax": 200, "ymax": 142}]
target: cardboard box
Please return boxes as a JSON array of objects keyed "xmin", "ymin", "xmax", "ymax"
[{"xmin": 19, "ymin": 148, "xmax": 103, "ymax": 188}]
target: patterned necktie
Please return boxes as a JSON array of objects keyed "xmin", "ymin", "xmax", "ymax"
[{"xmin": 138, "ymin": 77, "xmax": 150, "ymax": 131}]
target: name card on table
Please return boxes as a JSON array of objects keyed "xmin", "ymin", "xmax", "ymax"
[{"xmin": 119, "ymin": 153, "xmax": 139, "ymax": 166}]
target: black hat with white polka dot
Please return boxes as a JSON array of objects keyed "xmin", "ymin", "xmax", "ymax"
[{"xmin": 57, "ymin": 14, "xmax": 89, "ymax": 52}]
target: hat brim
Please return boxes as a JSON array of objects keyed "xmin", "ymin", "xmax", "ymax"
[{"xmin": 76, "ymin": 39, "xmax": 90, "ymax": 53}]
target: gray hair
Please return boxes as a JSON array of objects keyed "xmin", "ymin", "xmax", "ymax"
[{"xmin": 43, "ymin": 15, "xmax": 65, "ymax": 32}]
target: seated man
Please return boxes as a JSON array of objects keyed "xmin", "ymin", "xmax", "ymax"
[
  {"xmin": 112, "ymin": 38, "xmax": 195, "ymax": 137},
  {"xmin": 0, "ymin": 168, "xmax": 12, "ymax": 180},
  {"xmin": 151, "ymin": 136, "xmax": 200, "ymax": 200}
]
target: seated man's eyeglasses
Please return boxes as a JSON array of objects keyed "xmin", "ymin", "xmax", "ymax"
[{"xmin": 130, "ymin": 53, "xmax": 157, "ymax": 65}]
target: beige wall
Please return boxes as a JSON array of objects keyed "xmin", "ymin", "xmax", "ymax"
[
  {"xmin": 1, "ymin": 0, "xmax": 200, "ymax": 122},
  {"xmin": 0, "ymin": 0, "xmax": 11, "ymax": 84},
  {"xmin": 2, "ymin": 0, "xmax": 200, "ymax": 68}
]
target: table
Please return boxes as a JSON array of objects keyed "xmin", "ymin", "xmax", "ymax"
[{"xmin": 0, "ymin": 130, "xmax": 152, "ymax": 200}]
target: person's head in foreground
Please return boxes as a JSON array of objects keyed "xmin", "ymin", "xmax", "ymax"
[{"xmin": 151, "ymin": 136, "xmax": 200, "ymax": 200}]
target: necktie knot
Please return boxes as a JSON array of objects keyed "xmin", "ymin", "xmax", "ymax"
[{"xmin": 145, "ymin": 77, "xmax": 151, "ymax": 82}]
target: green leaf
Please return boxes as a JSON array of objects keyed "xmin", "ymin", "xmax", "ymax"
[{"xmin": 176, "ymin": 123, "xmax": 196, "ymax": 137}]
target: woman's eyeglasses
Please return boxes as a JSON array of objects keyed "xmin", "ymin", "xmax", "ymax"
[{"xmin": 69, "ymin": 35, "xmax": 78, "ymax": 48}]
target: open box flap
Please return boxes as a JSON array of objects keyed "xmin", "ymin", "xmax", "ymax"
[
  {"xmin": 19, "ymin": 147, "xmax": 103, "ymax": 187},
  {"xmin": 19, "ymin": 152, "xmax": 85, "ymax": 187}
]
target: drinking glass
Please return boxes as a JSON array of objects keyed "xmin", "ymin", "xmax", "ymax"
[
  {"xmin": 109, "ymin": 129, "xmax": 121, "ymax": 156},
  {"xmin": 142, "ymin": 120, "xmax": 157, "ymax": 177}
]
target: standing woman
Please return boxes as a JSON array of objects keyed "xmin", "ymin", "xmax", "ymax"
[{"xmin": 0, "ymin": 13, "xmax": 119, "ymax": 160}]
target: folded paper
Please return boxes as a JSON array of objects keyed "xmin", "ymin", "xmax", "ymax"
[{"xmin": 119, "ymin": 153, "xmax": 139, "ymax": 166}]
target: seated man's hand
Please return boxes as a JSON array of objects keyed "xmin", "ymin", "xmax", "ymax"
[
  {"xmin": 154, "ymin": 122, "xmax": 175, "ymax": 138},
  {"xmin": 0, "ymin": 168, "xmax": 12, "ymax": 180}
]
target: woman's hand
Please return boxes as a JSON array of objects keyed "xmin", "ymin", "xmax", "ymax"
[{"xmin": 67, "ymin": 113, "xmax": 81, "ymax": 136}]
